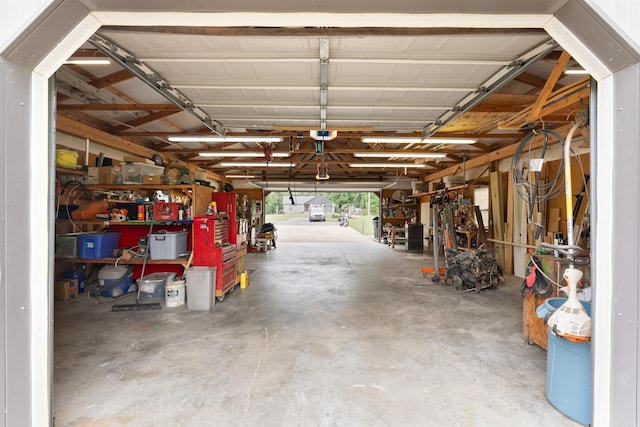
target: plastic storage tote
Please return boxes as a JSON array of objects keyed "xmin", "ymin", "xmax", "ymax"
[
  {"xmin": 121, "ymin": 162, "xmax": 164, "ymax": 184},
  {"xmin": 149, "ymin": 231, "xmax": 188, "ymax": 260},
  {"xmin": 77, "ymin": 232, "xmax": 121, "ymax": 259},
  {"xmin": 139, "ymin": 272, "xmax": 176, "ymax": 300}
]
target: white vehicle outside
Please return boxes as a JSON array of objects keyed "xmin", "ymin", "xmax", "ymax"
[{"xmin": 309, "ymin": 205, "xmax": 326, "ymax": 222}]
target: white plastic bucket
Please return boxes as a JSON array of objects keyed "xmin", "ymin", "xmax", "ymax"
[{"xmin": 165, "ymin": 279, "xmax": 186, "ymax": 307}]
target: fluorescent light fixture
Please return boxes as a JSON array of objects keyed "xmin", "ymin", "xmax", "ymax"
[
  {"xmin": 421, "ymin": 138, "xmax": 476, "ymax": 145},
  {"xmin": 219, "ymin": 162, "xmax": 295, "ymax": 167},
  {"xmin": 63, "ymin": 58, "xmax": 111, "ymax": 65},
  {"xmin": 349, "ymin": 163, "xmax": 426, "ymax": 168},
  {"xmin": 199, "ymin": 151, "xmax": 289, "ymax": 158},
  {"xmin": 168, "ymin": 136, "xmax": 283, "ymax": 143},
  {"xmin": 354, "ymin": 152, "xmax": 445, "ymax": 158},
  {"xmin": 361, "ymin": 137, "xmax": 476, "ymax": 144},
  {"xmin": 564, "ymin": 67, "xmax": 589, "ymax": 75},
  {"xmin": 362, "ymin": 137, "xmax": 422, "ymax": 144},
  {"xmin": 225, "ymin": 174, "xmax": 257, "ymax": 179}
]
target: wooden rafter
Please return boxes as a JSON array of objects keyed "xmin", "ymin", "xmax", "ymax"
[
  {"xmin": 498, "ymin": 77, "xmax": 590, "ymax": 129},
  {"xmin": 527, "ymin": 50, "xmax": 572, "ymax": 122},
  {"xmin": 112, "ymin": 110, "xmax": 181, "ymax": 132},
  {"xmin": 514, "ymin": 72, "xmax": 562, "ymax": 92},
  {"xmin": 89, "ymin": 70, "xmax": 135, "ymax": 89}
]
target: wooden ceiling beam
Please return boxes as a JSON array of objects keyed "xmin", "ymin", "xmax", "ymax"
[
  {"xmin": 528, "ymin": 50, "xmax": 572, "ymax": 122},
  {"xmin": 499, "ymin": 76, "xmax": 590, "ymax": 129},
  {"xmin": 423, "ymin": 124, "xmax": 572, "ymax": 182},
  {"xmin": 58, "ymin": 103, "xmax": 181, "ymax": 111},
  {"xmin": 112, "ymin": 110, "xmax": 180, "ymax": 132},
  {"xmin": 101, "ymin": 26, "xmax": 545, "ymax": 37},
  {"xmin": 470, "ymin": 94, "xmax": 538, "ymax": 113},
  {"xmin": 513, "ymin": 72, "xmax": 562, "ymax": 92},
  {"xmin": 120, "ymin": 130, "xmax": 525, "ymax": 140},
  {"xmin": 89, "ymin": 69, "xmax": 136, "ymax": 89}
]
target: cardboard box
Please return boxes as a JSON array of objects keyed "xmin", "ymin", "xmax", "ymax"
[
  {"xmin": 98, "ymin": 166, "xmax": 121, "ymax": 184},
  {"xmin": 86, "ymin": 167, "xmax": 99, "ymax": 185},
  {"xmin": 123, "ymin": 156, "xmax": 155, "ymax": 165},
  {"xmin": 143, "ymin": 175, "xmax": 162, "ymax": 185},
  {"xmin": 55, "ymin": 279, "xmax": 78, "ymax": 301}
]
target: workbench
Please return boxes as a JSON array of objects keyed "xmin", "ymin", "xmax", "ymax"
[
  {"xmin": 455, "ymin": 229, "xmax": 478, "ymax": 250},
  {"xmin": 254, "ymin": 237, "xmax": 273, "ymax": 252}
]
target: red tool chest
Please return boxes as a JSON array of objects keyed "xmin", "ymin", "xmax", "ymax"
[{"xmin": 192, "ymin": 215, "xmax": 237, "ymax": 298}]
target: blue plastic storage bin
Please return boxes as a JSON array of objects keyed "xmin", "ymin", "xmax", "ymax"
[
  {"xmin": 77, "ymin": 232, "xmax": 120, "ymax": 259},
  {"xmin": 545, "ymin": 299, "xmax": 591, "ymax": 426}
]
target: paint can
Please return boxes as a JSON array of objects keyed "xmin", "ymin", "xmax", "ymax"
[{"xmin": 165, "ymin": 278, "xmax": 186, "ymax": 307}]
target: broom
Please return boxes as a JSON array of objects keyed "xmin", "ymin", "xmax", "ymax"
[{"xmin": 112, "ymin": 220, "xmax": 162, "ymax": 312}]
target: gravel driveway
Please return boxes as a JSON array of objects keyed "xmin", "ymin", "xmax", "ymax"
[{"xmin": 269, "ymin": 217, "xmax": 374, "ymax": 243}]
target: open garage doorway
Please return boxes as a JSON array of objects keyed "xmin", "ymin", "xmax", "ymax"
[
  {"xmin": 3, "ymin": 2, "xmax": 640, "ymax": 426},
  {"xmin": 264, "ymin": 191, "xmax": 380, "ymax": 241}
]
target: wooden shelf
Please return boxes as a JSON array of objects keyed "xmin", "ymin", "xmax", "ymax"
[
  {"xmin": 84, "ymin": 184, "xmax": 204, "ymax": 192},
  {"xmin": 108, "ymin": 220, "xmax": 193, "ymax": 226},
  {"xmin": 383, "ymin": 203, "xmax": 417, "ymax": 207},
  {"xmin": 56, "ymin": 167, "xmax": 86, "ymax": 176},
  {"xmin": 56, "ymin": 219, "xmax": 193, "ymax": 226},
  {"xmin": 407, "ymin": 184, "xmax": 469, "ymax": 199},
  {"xmin": 60, "ymin": 256, "xmax": 191, "ymax": 268}
]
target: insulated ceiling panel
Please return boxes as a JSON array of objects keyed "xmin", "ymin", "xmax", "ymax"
[{"xmin": 56, "ymin": 25, "xmax": 589, "ymax": 181}]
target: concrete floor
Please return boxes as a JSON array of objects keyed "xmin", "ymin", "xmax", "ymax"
[{"xmin": 54, "ymin": 218, "xmax": 581, "ymax": 426}]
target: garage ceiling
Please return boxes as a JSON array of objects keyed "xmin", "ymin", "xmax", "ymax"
[{"xmin": 56, "ymin": 26, "xmax": 590, "ymax": 186}]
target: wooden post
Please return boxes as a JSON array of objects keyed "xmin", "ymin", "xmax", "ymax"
[
  {"xmin": 474, "ymin": 206, "xmax": 487, "ymax": 245},
  {"xmin": 489, "ymin": 171, "xmax": 505, "ymax": 268},
  {"xmin": 505, "ymin": 169, "xmax": 514, "ymax": 273}
]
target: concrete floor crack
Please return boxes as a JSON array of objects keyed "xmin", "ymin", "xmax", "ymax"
[{"xmin": 241, "ymin": 324, "xmax": 273, "ymax": 426}]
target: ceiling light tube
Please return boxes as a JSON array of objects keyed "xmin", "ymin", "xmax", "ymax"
[
  {"xmin": 361, "ymin": 137, "xmax": 475, "ymax": 144},
  {"xmin": 354, "ymin": 152, "xmax": 445, "ymax": 158},
  {"xmin": 349, "ymin": 163, "xmax": 426, "ymax": 168},
  {"xmin": 225, "ymin": 174, "xmax": 257, "ymax": 179},
  {"xmin": 63, "ymin": 59, "xmax": 111, "ymax": 65},
  {"xmin": 361, "ymin": 137, "xmax": 422, "ymax": 144},
  {"xmin": 421, "ymin": 138, "xmax": 476, "ymax": 144},
  {"xmin": 219, "ymin": 162, "xmax": 295, "ymax": 167},
  {"xmin": 199, "ymin": 151, "xmax": 289, "ymax": 158},
  {"xmin": 168, "ymin": 136, "xmax": 283, "ymax": 143},
  {"xmin": 564, "ymin": 67, "xmax": 589, "ymax": 75}
]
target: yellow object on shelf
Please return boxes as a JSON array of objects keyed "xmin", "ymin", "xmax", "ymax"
[
  {"xmin": 240, "ymin": 271, "xmax": 250, "ymax": 289},
  {"xmin": 56, "ymin": 148, "xmax": 79, "ymax": 169}
]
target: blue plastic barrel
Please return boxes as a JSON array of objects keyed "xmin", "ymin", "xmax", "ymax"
[{"xmin": 545, "ymin": 299, "xmax": 591, "ymax": 426}]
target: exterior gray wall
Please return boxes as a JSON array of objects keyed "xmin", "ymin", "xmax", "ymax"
[
  {"xmin": 0, "ymin": 58, "xmax": 33, "ymax": 427},
  {"xmin": 0, "ymin": 56, "xmax": 6, "ymax": 427},
  {"xmin": 611, "ymin": 63, "xmax": 640, "ymax": 426}
]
